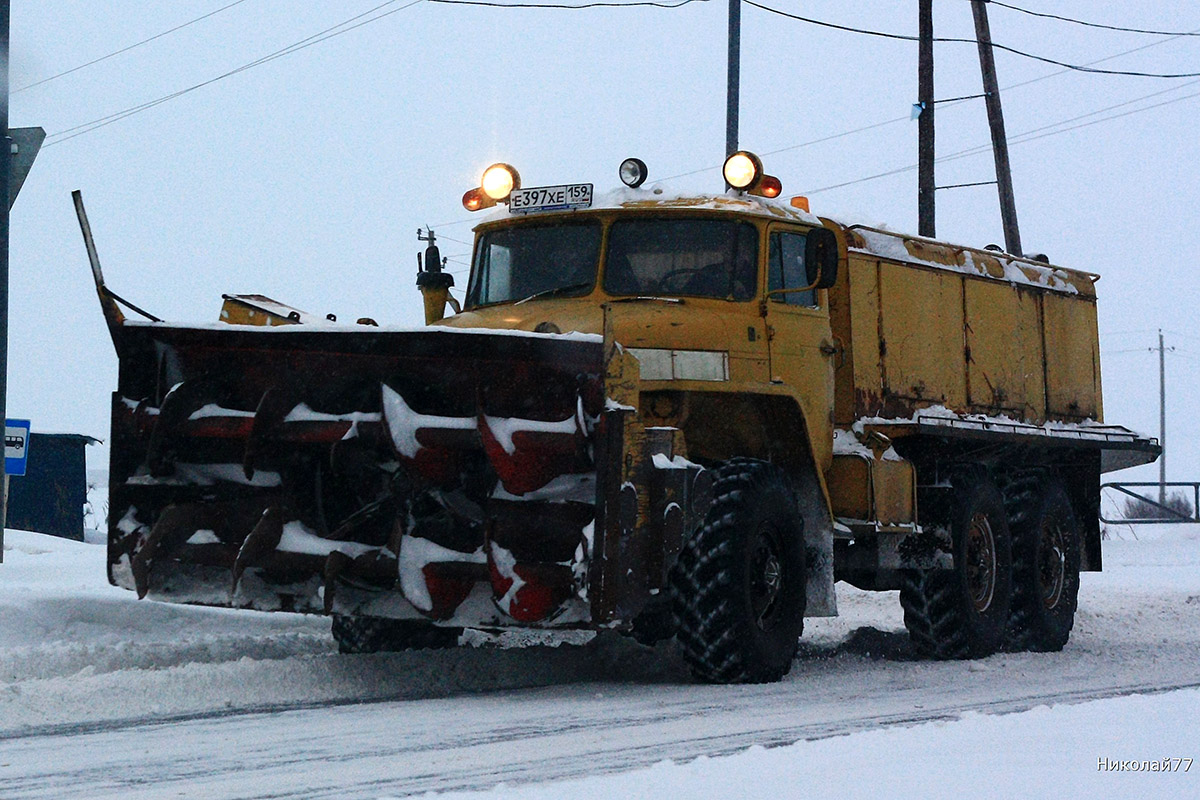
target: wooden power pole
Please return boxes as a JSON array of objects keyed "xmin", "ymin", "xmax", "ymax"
[
  {"xmin": 918, "ymin": 0, "xmax": 935, "ymax": 237},
  {"xmin": 1158, "ymin": 329, "xmax": 1167, "ymax": 504},
  {"xmin": 970, "ymin": 0, "xmax": 1022, "ymax": 256}
]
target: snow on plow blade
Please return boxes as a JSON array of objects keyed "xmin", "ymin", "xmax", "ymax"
[{"xmin": 107, "ymin": 323, "xmax": 701, "ymax": 629}]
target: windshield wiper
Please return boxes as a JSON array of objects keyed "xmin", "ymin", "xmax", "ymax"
[
  {"xmin": 514, "ymin": 282, "xmax": 592, "ymax": 305},
  {"xmin": 609, "ymin": 296, "xmax": 684, "ymax": 304}
]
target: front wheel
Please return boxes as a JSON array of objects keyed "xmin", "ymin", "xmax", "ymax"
[
  {"xmin": 670, "ymin": 459, "xmax": 807, "ymax": 684},
  {"xmin": 901, "ymin": 474, "xmax": 1013, "ymax": 659}
]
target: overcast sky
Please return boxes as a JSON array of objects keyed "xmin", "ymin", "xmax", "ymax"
[{"xmin": 8, "ymin": 0, "xmax": 1199, "ymax": 495}]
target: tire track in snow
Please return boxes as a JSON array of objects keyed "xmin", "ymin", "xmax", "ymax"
[{"xmin": 4, "ymin": 675, "xmax": 1199, "ymax": 800}]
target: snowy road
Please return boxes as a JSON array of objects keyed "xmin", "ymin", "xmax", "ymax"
[
  {"xmin": 5, "ymin": 669, "xmax": 1200, "ymax": 799},
  {"xmin": 2, "ymin": 527, "xmax": 1199, "ymax": 798}
]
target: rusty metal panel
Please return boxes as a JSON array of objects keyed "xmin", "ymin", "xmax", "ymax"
[
  {"xmin": 1043, "ymin": 292, "xmax": 1101, "ymax": 420},
  {"xmin": 826, "ymin": 248, "xmax": 857, "ymax": 426},
  {"xmin": 828, "ymin": 452, "xmax": 914, "ymax": 526},
  {"xmin": 872, "ymin": 456, "xmax": 915, "ymax": 525},
  {"xmin": 828, "ymin": 455, "xmax": 871, "ymax": 520},
  {"xmin": 844, "ymin": 255, "xmax": 885, "ymax": 417},
  {"xmin": 878, "ymin": 261, "xmax": 967, "ymax": 412},
  {"xmin": 964, "ymin": 280, "xmax": 1045, "ymax": 417}
]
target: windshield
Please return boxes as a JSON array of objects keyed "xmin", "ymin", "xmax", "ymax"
[
  {"xmin": 603, "ymin": 218, "xmax": 758, "ymax": 301},
  {"xmin": 467, "ymin": 222, "xmax": 601, "ymax": 307}
]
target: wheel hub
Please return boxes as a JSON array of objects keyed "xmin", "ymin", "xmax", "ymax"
[
  {"xmin": 965, "ymin": 511, "xmax": 997, "ymax": 613},
  {"xmin": 1039, "ymin": 517, "xmax": 1067, "ymax": 609},
  {"xmin": 751, "ymin": 525, "xmax": 784, "ymax": 629}
]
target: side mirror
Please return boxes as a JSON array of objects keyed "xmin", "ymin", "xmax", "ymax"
[{"xmin": 805, "ymin": 228, "xmax": 839, "ymax": 289}]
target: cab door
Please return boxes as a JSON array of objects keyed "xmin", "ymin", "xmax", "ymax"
[{"xmin": 762, "ymin": 224, "xmax": 837, "ymax": 471}]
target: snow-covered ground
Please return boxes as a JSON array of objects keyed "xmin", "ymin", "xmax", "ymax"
[{"xmin": 2, "ymin": 523, "xmax": 1198, "ymax": 799}]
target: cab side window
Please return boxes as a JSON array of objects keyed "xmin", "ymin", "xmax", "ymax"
[{"xmin": 768, "ymin": 231, "xmax": 816, "ymax": 307}]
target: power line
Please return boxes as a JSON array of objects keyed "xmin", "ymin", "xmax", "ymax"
[
  {"xmin": 802, "ymin": 83, "xmax": 1200, "ymax": 195},
  {"xmin": 663, "ymin": 115, "xmax": 911, "ymax": 182},
  {"xmin": 983, "ymin": 1, "xmax": 1200, "ymax": 38},
  {"xmin": 662, "ymin": 29, "xmax": 1197, "ymax": 184},
  {"xmin": 429, "ymin": 0, "xmax": 704, "ymax": 7},
  {"xmin": 743, "ymin": 1, "xmax": 1200, "ymax": 79},
  {"xmin": 43, "ymin": 0, "xmax": 424, "ymax": 148},
  {"xmin": 15, "ymin": 0, "xmax": 254, "ymax": 94},
  {"xmin": 42, "ymin": 0, "xmax": 704, "ymax": 148},
  {"xmin": 433, "ymin": 63, "xmax": 1200, "ymax": 226},
  {"xmin": 432, "ymin": 233, "xmax": 475, "ymax": 247},
  {"xmin": 1101, "ymin": 329, "xmax": 1164, "ymax": 337}
]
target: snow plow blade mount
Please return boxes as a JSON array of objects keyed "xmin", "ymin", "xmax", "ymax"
[{"xmin": 106, "ymin": 323, "xmax": 638, "ymax": 627}]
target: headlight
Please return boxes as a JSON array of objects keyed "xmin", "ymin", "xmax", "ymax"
[
  {"xmin": 619, "ymin": 157, "xmax": 648, "ymax": 188},
  {"xmin": 723, "ymin": 151, "xmax": 763, "ymax": 191},
  {"xmin": 481, "ymin": 163, "xmax": 520, "ymax": 201}
]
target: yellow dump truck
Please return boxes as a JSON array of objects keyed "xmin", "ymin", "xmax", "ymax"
[{"xmin": 82, "ymin": 153, "xmax": 1158, "ymax": 684}]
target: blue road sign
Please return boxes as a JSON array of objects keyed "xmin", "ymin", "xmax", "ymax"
[{"xmin": 5, "ymin": 419, "xmax": 32, "ymax": 477}]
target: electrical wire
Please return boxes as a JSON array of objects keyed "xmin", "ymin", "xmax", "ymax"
[
  {"xmin": 14, "ymin": 0, "xmax": 255, "ymax": 94},
  {"xmin": 43, "ymin": 0, "xmax": 423, "ymax": 148},
  {"xmin": 1100, "ymin": 329, "xmax": 1164, "ymax": 337},
  {"xmin": 744, "ymin": 1, "xmax": 1200, "ymax": 79},
  {"xmin": 801, "ymin": 85, "xmax": 1200, "ymax": 195},
  {"xmin": 983, "ymin": 1, "xmax": 1200, "ymax": 38},
  {"xmin": 435, "ymin": 58, "xmax": 1199, "ymax": 226},
  {"xmin": 430, "ymin": 233, "xmax": 476, "ymax": 247},
  {"xmin": 43, "ymin": 0, "xmax": 703, "ymax": 148},
  {"xmin": 429, "ymin": 0, "xmax": 703, "ymax": 8},
  {"xmin": 662, "ymin": 31, "xmax": 1197, "ymax": 184}
]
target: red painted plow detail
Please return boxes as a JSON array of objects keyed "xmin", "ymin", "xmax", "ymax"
[{"xmin": 107, "ymin": 325, "xmax": 608, "ymax": 628}]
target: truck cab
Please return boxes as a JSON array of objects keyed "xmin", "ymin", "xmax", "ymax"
[{"xmin": 433, "ymin": 193, "xmax": 840, "ymax": 480}]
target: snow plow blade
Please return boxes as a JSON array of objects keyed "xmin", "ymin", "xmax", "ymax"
[{"xmin": 106, "ymin": 322, "xmax": 706, "ymax": 629}]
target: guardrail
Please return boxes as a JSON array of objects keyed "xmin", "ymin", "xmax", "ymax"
[{"xmin": 1100, "ymin": 482, "xmax": 1200, "ymax": 524}]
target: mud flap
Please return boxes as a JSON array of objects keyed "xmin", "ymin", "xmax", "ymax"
[{"xmin": 796, "ymin": 468, "xmax": 838, "ymax": 618}]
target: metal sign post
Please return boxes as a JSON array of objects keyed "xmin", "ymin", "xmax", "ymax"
[
  {"xmin": 1, "ymin": 0, "xmax": 11, "ymax": 564},
  {"xmin": 1, "ymin": 418, "xmax": 28, "ymax": 562},
  {"xmin": 726, "ymin": 0, "xmax": 740, "ymax": 159}
]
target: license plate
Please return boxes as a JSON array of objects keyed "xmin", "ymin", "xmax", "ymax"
[{"xmin": 509, "ymin": 183, "xmax": 593, "ymax": 214}]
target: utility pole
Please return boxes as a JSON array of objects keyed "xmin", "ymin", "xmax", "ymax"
[
  {"xmin": 1158, "ymin": 329, "xmax": 1167, "ymax": 504},
  {"xmin": 1, "ymin": 0, "xmax": 10, "ymax": 563},
  {"xmin": 970, "ymin": 0, "xmax": 1022, "ymax": 256},
  {"xmin": 726, "ymin": 0, "xmax": 740, "ymax": 158},
  {"xmin": 917, "ymin": 0, "xmax": 935, "ymax": 237}
]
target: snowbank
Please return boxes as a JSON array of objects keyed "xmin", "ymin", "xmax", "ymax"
[
  {"xmin": 2, "ymin": 524, "xmax": 1198, "ymax": 799},
  {"xmin": 419, "ymin": 688, "xmax": 1200, "ymax": 800}
]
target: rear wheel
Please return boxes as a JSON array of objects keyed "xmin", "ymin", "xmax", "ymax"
[
  {"xmin": 1007, "ymin": 479, "xmax": 1081, "ymax": 652},
  {"xmin": 901, "ymin": 474, "xmax": 1012, "ymax": 659},
  {"xmin": 331, "ymin": 614, "xmax": 462, "ymax": 654},
  {"xmin": 670, "ymin": 459, "xmax": 807, "ymax": 683}
]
